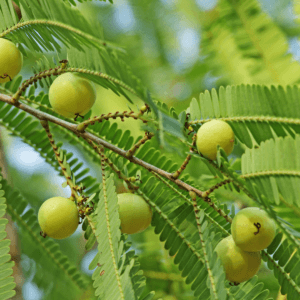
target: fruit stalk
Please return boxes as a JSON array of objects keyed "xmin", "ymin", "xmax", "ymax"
[
  {"xmin": 202, "ymin": 178, "xmax": 232, "ymax": 198},
  {"xmin": 11, "ymin": 65, "xmax": 65, "ymax": 105},
  {"xmin": 40, "ymin": 120, "xmax": 78, "ymax": 198},
  {"xmin": 126, "ymin": 131, "xmax": 154, "ymax": 158},
  {"xmin": 0, "ymin": 92, "xmax": 235, "ymax": 224},
  {"xmin": 151, "ymin": 171, "xmax": 232, "ymax": 227},
  {"xmin": 83, "ymin": 137, "xmax": 139, "ymax": 191},
  {"xmin": 77, "ymin": 111, "xmax": 151, "ymax": 133},
  {"xmin": 171, "ymin": 153, "xmax": 192, "ymax": 179}
]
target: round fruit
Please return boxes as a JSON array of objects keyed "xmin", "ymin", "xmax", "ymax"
[
  {"xmin": 117, "ymin": 193, "xmax": 152, "ymax": 234},
  {"xmin": 215, "ymin": 235, "xmax": 261, "ymax": 284},
  {"xmin": 196, "ymin": 120, "xmax": 234, "ymax": 160},
  {"xmin": 49, "ymin": 72, "xmax": 97, "ymax": 118},
  {"xmin": 0, "ymin": 38, "xmax": 23, "ymax": 83},
  {"xmin": 38, "ymin": 196, "xmax": 79, "ymax": 239},
  {"xmin": 231, "ymin": 207, "xmax": 276, "ymax": 252}
]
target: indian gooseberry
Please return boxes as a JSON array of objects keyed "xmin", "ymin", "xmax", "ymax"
[
  {"xmin": 196, "ymin": 120, "xmax": 234, "ymax": 160},
  {"xmin": 38, "ymin": 196, "xmax": 79, "ymax": 239},
  {"xmin": 0, "ymin": 38, "xmax": 23, "ymax": 83},
  {"xmin": 215, "ymin": 235, "xmax": 261, "ymax": 284},
  {"xmin": 231, "ymin": 207, "xmax": 276, "ymax": 252},
  {"xmin": 49, "ymin": 72, "xmax": 97, "ymax": 118},
  {"xmin": 117, "ymin": 193, "xmax": 152, "ymax": 234}
]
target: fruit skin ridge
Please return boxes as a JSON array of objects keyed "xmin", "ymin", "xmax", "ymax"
[
  {"xmin": 49, "ymin": 72, "xmax": 97, "ymax": 118},
  {"xmin": 215, "ymin": 235, "xmax": 261, "ymax": 283},
  {"xmin": 231, "ymin": 207, "xmax": 277, "ymax": 252},
  {"xmin": 38, "ymin": 196, "xmax": 79, "ymax": 239},
  {"xmin": 117, "ymin": 193, "xmax": 152, "ymax": 234},
  {"xmin": 196, "ymin": 119, "xmax": 234, "ymax": 160},
  {"xmin": 0, "ymin": 38, "xmax": 23, "ymax": 83}
]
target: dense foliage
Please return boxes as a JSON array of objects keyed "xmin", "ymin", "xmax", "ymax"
[{"xmin": 0, "ymin": 0, "xmax": 300, "ymax": 299}]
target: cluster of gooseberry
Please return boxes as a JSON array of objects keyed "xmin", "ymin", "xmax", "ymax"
[
  {"xmin": 38, "ymin": 193, "xmax": 152, "ymax": 239},
  {"xmin": 195, "ymin": 121, "xmax": 277, "ymax": 284},
  {"xmin": 215, "ymin": 207, "xmax": 276, "ymax": 285},
  {"xmin": 0, "ymin": 38, "xmax": 151, "ymax": 239},
  {"xmin": 2, "ymin": 34, "xmax": 275, "ymax": 287}
]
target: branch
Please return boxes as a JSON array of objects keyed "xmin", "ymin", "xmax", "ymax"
[
  {"xmin": 76, "ymin": 110, "xmax": 151, "ymax": 133},
  {"xmin": 0, "ymin": 92, "xmax": 204, "ymax": 198}
]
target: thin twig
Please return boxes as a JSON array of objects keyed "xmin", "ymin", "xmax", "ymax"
[
  {"xmin": 171, "ymin": 154, "xmax": 192, "ymax": 179},
  {"xmin": 126, "ymin": 131, "xmax": 154, "ymax": 158},
  {"xmin": 76, "ymin": 110, "xmax": 151, "ymax": 132},
  {"xmin": 40, "ymin": 119, "xmax": 78, "ymax": 198}
]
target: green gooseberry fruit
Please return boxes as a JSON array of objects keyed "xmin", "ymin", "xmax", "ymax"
[
  {"xmin": 38, "ymin": 196, "xmax": 79, "ymax": 239},
  {"xmin": 0, "ymin": 38, "xmax": 23, "ymax": 83},
  {"xmin": 215, "ymin": 235, "xmax": 261, "ymax": 284},
  {"xmin": 231, "ymin": 207, "xmax": 276, "ymax": 252},
  {"xmin": 117, "ymin": 193, "xmax": 152, "ymax": 234},
  {"xmin": 49, "ymin": 72, "xmax": 97, "ymax": 118},
  {"xmin": 196, "ymin": 120, "xmax": 234, "ymax": 160}
]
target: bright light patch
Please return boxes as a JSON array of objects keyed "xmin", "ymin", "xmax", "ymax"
[
  {"xmin": 23, "ymin": 281, "xmax": 43, "ymax": 300},
  {"xmin": 18, "ymin": 149, "xmax": 43, "ymax": 165},
  {"xmin": 81, "ymin": 249, "xmax": 98, "ymax": 276},
  {"xmin": 196, "ymin": 0, "xmax": 218, "ymax": 11},
  {"xmin": 8, "ymin": 141, "xmax": 44, "ymax": 173},
  {"xmin": 288, "ymin": 37, "xmax": 300, "ymax": 61},
  {"xmin": 114, "ymin": 2, "xmax": 136, "ymax": 32},
  {"xmin": 177, "ymin": 28, "xmax": 200, "ymax": 70}
]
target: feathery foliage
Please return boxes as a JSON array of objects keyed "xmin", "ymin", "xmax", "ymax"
[
  {"xmin": 201, "ymin": 0, "xmax": 300, "ymax": 85},
  {"xmin": 1, "ymin": 0, "xmax": 300, "ymax": 298},
  {"xmin": 242, "ymin": 136, "xmax": 300, "ymax": 208},
  {"xmin": 0, "ymin": 176, "xmax": 16, "ymax": 300},
  {"xmin": 263, "ymin": 232, "xmax": 300, "ymax": 300},
  {"xmin": 188, "ymin": 84, "xmax": 300, "ymax": 148},
  {"xmin": 0, "ymin": 0, "xmax": 119, "ymax": 55},
  {"xmin": 0, "ymin": 175, "xmax": 88, "ymax": 299},
  {"xmin": 90, "ymin": 173, "xmax": 153, "ymax": 300}
]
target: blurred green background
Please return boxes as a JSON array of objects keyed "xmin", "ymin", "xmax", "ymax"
[{"xmin": 2, "ymin": 0, "xmax": 299, "ymax": 299}]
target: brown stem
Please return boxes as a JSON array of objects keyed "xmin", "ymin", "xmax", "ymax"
[
  {"xmin": 0, "ymin": 92, "xmax": 234, "ymax": 216},
  {"xmin": 11, "ymin": 66, "xmax": 65, "ymax": 104},
  {"xmin": 82, "ymin": 137, "xmax": 139, "ymax": 191},
  {"xmin": 126, "ymin": 131, "xmax": 154, "ymax": 158},
  {"xmin": 171, "ymin": 154, "xmax": 192, "ymax": 179},
  {"xmin": 202, "ymin": 178, "xmax": 232, "ymax": 198},
  {"xmin": 77, "ymin": 111, "xmax": 150, "ymax": 133},
  {"xmin": 40, "ymin": 120, "xmax": 77, "ymax": 198}
]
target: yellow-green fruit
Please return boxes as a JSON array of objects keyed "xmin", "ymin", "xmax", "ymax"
[
  {"xmin": 196, "ymin": 120, "xmax": 234, "ymax": 160},
  {"xmin": 0, "ymin": 38, "xmax": 23, "ymax": 83},
  {"xmin": 49, "ymin": 72, "xmax": 97, "ymax": 118},
  {"xmin": 215, "ymin": 235, "xmax": 261, "ymax": 283},
  {"xmin": 117, "ymin": 193, "xmax": 152, "ymax": 234},
  {"xmin": 38, "ymin": 196, "xmax": 79, "ymax": 239},
  {"xmin": 231, "ymin": 207, "xmax": 276, "ymax": 252}
]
